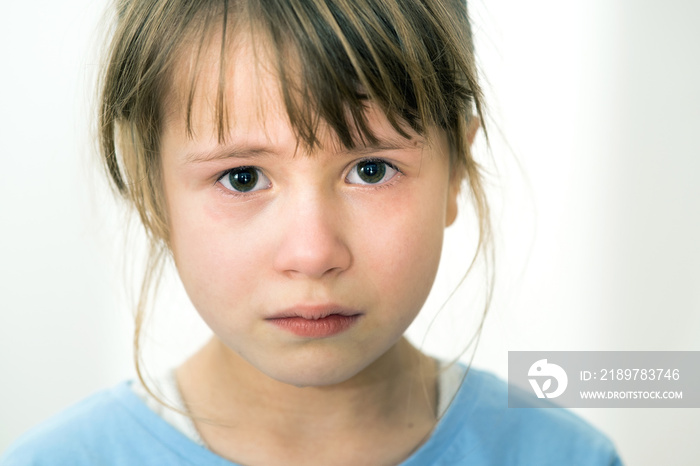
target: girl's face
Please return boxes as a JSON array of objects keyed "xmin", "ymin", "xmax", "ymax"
[{"xmin": 160, "ymin": 35, "xmax": 460, "ymax": 387}]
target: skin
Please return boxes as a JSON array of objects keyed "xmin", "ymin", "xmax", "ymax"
[{"xmin": 159, "ymin": 32, "xmax": 476, "ymax": 465}]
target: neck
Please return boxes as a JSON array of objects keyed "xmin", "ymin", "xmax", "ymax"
[
  {"xmin": 175, "ymin": 336, "xmax": 438, "ymax": 465},
  {"xmin": 178, "ymin": 336, "xmax": 436, "ymax": 422}
]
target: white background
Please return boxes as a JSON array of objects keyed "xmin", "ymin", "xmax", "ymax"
[{"xmin": 1, "ymin": 1, "xmax": 699, "ymax": 464}]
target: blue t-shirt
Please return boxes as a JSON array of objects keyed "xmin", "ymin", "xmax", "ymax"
[{"xmin": 1, "ymin": 368, "xmax": 623, "ymax": 465}]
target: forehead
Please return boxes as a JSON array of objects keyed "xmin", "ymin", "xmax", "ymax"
[
  {"xmin": 163, "ymin": 28, "xmax": 278, "ymax": 135},
  {"xmin": 161, "ymin": 28, "xmax": 424, "ymax": 154}
]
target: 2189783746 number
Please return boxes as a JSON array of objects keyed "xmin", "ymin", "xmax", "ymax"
[{"xmin": 597, "ymin": 368, "xmax": 680, "ymax": 381}]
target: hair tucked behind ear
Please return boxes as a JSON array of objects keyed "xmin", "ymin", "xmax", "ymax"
[{"xmin": 97, "ymin": 0, "xmax": 491, "ymax": 409}]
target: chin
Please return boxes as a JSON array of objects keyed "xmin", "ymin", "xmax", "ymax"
[{"xmin": 257, "ymin": 351, "xmax": 375, "ymax": 388}]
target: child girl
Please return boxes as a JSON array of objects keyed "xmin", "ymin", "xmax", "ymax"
[{"xmin": 3, "ymin": 0, "xmax": 621, "ymax": 464}]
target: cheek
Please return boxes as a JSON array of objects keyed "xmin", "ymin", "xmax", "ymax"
[
  {"xmin": 166, "ymin": 190, "xmax": 270, "ymax": 320},
  {"xmin": 352, "ymin": 187, "xmax": 447, "ymax": 307}
]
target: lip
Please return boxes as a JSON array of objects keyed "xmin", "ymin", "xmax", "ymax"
[{"xmin": 266, "ymin": 304, "xmax": 363, "ymax": 338}]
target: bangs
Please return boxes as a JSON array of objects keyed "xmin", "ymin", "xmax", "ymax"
[{"xmin": 175, "ymin": 0, "xmax": 479, "ymax": 150}]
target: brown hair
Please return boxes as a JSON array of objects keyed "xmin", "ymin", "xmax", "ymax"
[{"xmin": 98, "ymin": 0, "xmax": 491, "ymax": 399}]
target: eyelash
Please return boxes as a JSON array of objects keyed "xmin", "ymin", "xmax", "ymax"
[
  {"xmin": 214, "ymin": 158, "xmax": 403, "ymax": 197},
  {"xmin": 215, "ymin": 166, "xmax": 270, "ymax": 198},
  {"xmin": 345, "ymin": 158, "xmax": 402, "ymax": 187}
]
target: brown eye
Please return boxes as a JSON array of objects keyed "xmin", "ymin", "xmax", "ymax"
[
  {"xmin": 218, "ymin": 167, "xmax": 270, "ymax": 193},
  {"xmin": 346, "ymin": 159, "xmax": 398, "ymax": 185}
]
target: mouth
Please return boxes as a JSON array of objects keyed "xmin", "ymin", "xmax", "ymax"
[{"xmin": 266, "ymin": 305, "xmax": 363, "ymax": 338}]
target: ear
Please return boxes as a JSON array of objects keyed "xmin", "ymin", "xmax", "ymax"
[
  {"xmin": 445, "ymin": 179, "xmax": 460, "ymax": 227},
  {"xmin": 445, "ymin": 117, "xmax": 480, "ymax": 227},
  {"xmin": 466, "ymin": 116, "xmax": 480, "ymax": 146}
]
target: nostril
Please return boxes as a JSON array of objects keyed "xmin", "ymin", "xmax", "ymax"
[{"xmin": 273, "ymin": 231, "xmax": 352, "ymax": 279}]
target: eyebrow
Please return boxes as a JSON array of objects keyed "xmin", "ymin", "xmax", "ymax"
[
  {"xmin": 185, "ymin": 146, "xmax": 277, "ymax": 164},
  {"xmin": 338, "ymin": 138, "xmax": 423, "ymax": 156},
  {"xmin": 184, "ymin": 136, "xmax": 423, "ymax": 164}
]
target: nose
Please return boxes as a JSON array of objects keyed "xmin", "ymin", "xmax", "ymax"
[{"xmin": 272, "ymin": 190, "xmax": 352, "ymax": 279}]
